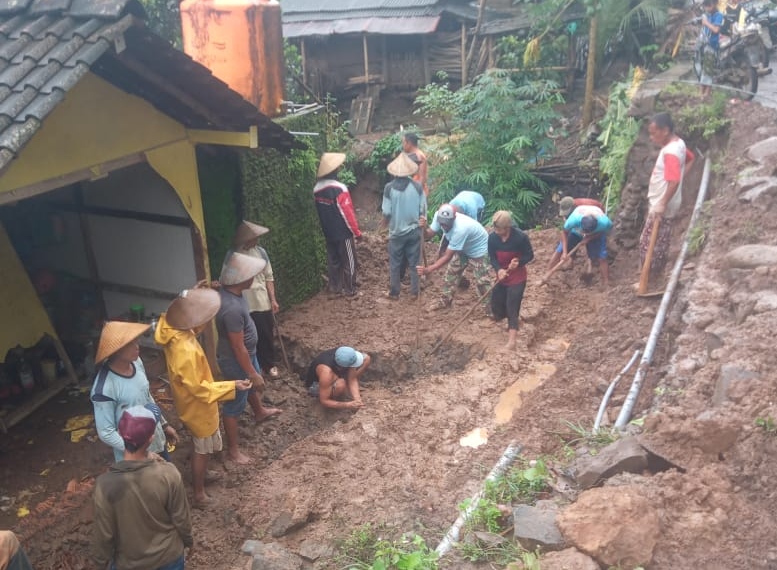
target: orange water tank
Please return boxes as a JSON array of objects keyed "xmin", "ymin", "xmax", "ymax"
[{"xmin": 180, "ymin": 0, "xmax": 284, "ymax": 117}]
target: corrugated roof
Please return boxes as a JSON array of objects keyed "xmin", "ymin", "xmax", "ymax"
[
  {"xmin": 283, "ymin": 6, "xmax": 441, "ymax": 23},
  {"xmin": 284, "ymin": 15, "xmax": 441, "ymax": 37},
  {"xmin": 0, "ymin": 0, "xmax": 298, "ymax": 174},
  {"xmin": 282, "ymin": 0, "xmax": 441, "ymax": 16}
]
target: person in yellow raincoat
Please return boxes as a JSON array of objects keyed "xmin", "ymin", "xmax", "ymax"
[{"xmin": 155, "ymin": 288, "xmax": 252, "ymax": 508}]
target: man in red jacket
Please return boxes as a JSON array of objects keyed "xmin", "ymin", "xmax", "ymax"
[{"xmin": 314, "ymin": 153, "xmax": 362, "ymax": 298}]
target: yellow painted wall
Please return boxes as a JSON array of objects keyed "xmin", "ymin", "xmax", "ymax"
[
  {"xmin": 0, "ymin": 224, "xmax": 57, "ymax": 357},
  {"xmin": 0, "ymin": 72, "xmax": 207, "ymax": 236}
]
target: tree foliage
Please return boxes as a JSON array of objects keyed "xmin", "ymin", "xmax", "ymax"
[
  {"xmin": 138, "ymin": 0, "xmax": 182, "ymax": 47},
  {"xmin": 416, "ymin": 70, "xmax": 562, "ymax": 224}
]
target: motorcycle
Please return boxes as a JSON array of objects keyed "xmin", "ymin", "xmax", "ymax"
[{"xmin": 693, "ymin": 7, "xmax": 771, "ymax": 99}]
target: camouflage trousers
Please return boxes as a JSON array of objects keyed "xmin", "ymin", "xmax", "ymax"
[{"xmin": 441, "ymin": 254, "xmax": 492, "ymax": 306}]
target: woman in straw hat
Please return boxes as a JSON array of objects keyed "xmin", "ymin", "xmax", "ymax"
[
  {"xmin": 381, "ymin": 152, "xmax": 426, "ymax": 300},
  {"xmin": 314, "ymin": 152, "xmax": 362, "ymax": 297},
  {"xmin": 90, "ymin": 321, "xmax": 178, "ymax": 463},
  {"xmin": 232, "ymin": 220, "xmax": 281, "ymax": 378},
  {"xmin": 155, "ymin": 288, "xmax": 253, "ymax": 507},
  {"xmin": 217, "ymin": 252, "xmax": 281, "ymax": 464}
]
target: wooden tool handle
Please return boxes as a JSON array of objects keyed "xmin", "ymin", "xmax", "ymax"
[{"xmin": 638, "ymin": 216, "xmax": 661, "ymax": 295}]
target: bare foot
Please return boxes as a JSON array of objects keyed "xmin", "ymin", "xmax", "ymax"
[
  {"xmin": 255, "ymin": 407, "xmax": 282, "ymax": 423},
  {"xmin": 228, "ymin": 450, "xmax": 252, "ymax": 465},
  {"xmin": 193, "ymin": 491, "xmax": 211, "ymax": 504}
]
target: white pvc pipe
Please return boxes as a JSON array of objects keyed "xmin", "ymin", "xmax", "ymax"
[
  {"xmin": 435, "ymin": 441, "xmax": 523, "ymax": 557},
  {"xmin": 593, "ymin": 349, "xmax": 641, "ymax": 430},
  {"xmin": 614, "ymin": 157, "xmax": 711, "ymax": 429}
]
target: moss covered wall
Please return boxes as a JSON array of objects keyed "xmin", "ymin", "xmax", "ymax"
[{"xmin": 239, "ymin": 111, "xmax": 328, "ymax": 308}]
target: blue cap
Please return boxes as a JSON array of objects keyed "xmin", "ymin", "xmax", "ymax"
[{"xmin": 335, "ymin": 346, "xmax": 365, "ymax": 368}]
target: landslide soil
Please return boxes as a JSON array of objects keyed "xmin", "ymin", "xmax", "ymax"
[{"xmin": 3, "ymin": 98, "xmax": 777, "ymax": 570}]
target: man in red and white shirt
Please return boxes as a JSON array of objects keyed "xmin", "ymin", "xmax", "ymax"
[
  {"xmin": 642, "ymin": 112, "xmax": 695, "ymax": 278},
  {"xmin": 314, "ymin": 153, "xmax": 362, "ymax": 297}
]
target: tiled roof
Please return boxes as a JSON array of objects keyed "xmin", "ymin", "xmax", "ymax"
[{"xmin": 0, "ymin": 0, "xmax": 298, "ymax": 174}]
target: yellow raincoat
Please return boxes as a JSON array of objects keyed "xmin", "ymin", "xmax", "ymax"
[{"xmin": 154, "ymin": 314, "xmax": 236, "ymax": 438}]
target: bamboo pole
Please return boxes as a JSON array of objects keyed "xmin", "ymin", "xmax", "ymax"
[
  {"xmin": 363, "ymin": 34, "xmax": 370, "ymax": 85},
  {"xmin": 461, "ymin": 22, "xmax": 467, "ymax": 84},
  {"xmin": 300, "ymin": 38, "xmax": 307, "ymax": 86}
]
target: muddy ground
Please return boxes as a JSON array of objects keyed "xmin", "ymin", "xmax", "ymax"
[{"xmin": 3, "ymin": 96, "xmax": 777, "ymax": 569}]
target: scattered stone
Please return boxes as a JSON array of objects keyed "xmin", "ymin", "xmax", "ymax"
[
  {"xmin": 557, "ymin": 485, "xmax": 659, "ymax": 568},
  {"xmin": 247, "ymin": 542, "xmax": 303, "ymax": 570},
  {"xmin": 269, "ymin": 509, "xmax": 308, "ymax": 538},
  {"xmin": 695, "ymin": 410, "xmax": 740, "ymax": 453},
  {"xmin": 540, "ymin": 547, "xmax": 601, "ymax": 570},
  {"xmin": 736, "ymin": 174, "xmax": 774, "ymax": 193},
  {"xmin": 298, "ymin": 539, "xmax": 334, "ymax": 561},
  {"xmin": 713, "ymin": 364, "xmax": 760, "ymax": 406},
  {"xmin": 753, "ymin": 290, "xmax": 777, "ymax": 313},
  {"xmin": 473, "ymin": 531, "xmax": 507, "ymax": 546},
  {"xmin": 746, "ymin": 136, "xmax": 777, "ymax": 163},
  {"xmin": 724, "ymin": 244, "xmax": 777, "ymax": 269},
  {"xmin": 361, "ymin": 421, "xmax": 378, "ymax": 438},
  {"xmin": 739, "ymin": 180, "xmax": 777, "ymax": 205},
  {"xmin": 513, "ymin": 501, "xmax": 564, "ymax": 551},
  {"xmin": 571, "ymin": 437, "xmax": 648, "ymax": 489}
]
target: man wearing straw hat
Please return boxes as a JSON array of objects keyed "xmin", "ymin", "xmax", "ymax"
[
  {"xmin": 93, "ymin": 405, "xmax": 192, "ymax": 570},
  {"xmin": 314, "ymin": 152, "xmax": 362, "ymax": 297},
  {"xmin": 217, "ymin": 252, "xmax": 281, "ymax": 465},
  {"xmin": 382, "ymin": 153, "xmax": 426, "ymax": 300},
  {"xmin": 91, "ymin": 321, "xmax": 178, "ymax": 463},
  {"xmin": 155, "ymin": 288, "xmax": 253, "ymax": 507},
  {"xmin": 232, "ymin": 220, "xmax": 281, "ymax": 379}
]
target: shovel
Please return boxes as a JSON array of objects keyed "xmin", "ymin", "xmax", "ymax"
[
  {"xmin": 428, "ymin": 281, "xmax": 498, "ymax": 356},
  {"xmin": 637, "ymin": 216, "xmax": 664, "ymax": 298},
  {"xmin": 273, "ymin": 314, "xmax": 292, "ymax": 372}
]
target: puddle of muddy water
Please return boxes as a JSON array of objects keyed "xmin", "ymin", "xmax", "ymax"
[
  {"xmin": 460, "ymin": 427, "xmax": 489, "ymax": 448},
  {"xmin": 494, "ymin": 361, "xmax": 558, "ymax": 425}
]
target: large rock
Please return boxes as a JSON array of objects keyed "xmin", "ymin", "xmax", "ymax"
[
  {"xmin": 242, "ymin": 541, "xmax": 303, "ymax": 570},
  {"xmin": 540, "ymin": 548, "xmax": 601, "ymax": 570},
  {"xmin": 298, "ymin": 539, "xmax": 334, "ymax": 561},
  {"xmin": 746, "ymin": 136, "xmax": 777, "ymax": 163},
  {"xmin": 713, "ymin": 364, "xmax": 760, "ymax": 406},
  {"xmin": 571, "ymin": 436, "xmax": 648, "ymax": 489},
  {"xmin": 513, "ymin": 500, "xmax": 564, "ymax": 551},
  {"xmin": 557, "ymin": 486, "xmax": 660, "ymax": 568},
  {"xmin": 739, "ymin": 180, "xmax": 777, "ymax": 205},
  {"xmin": 724, "ymin": 245, "xmax": 777, "ymax": 269}
]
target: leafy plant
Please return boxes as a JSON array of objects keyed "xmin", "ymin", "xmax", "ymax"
[
  {"xmin": 421, "ymin": 71, "xmax": 562, "ymax": 224},
  {"xmin": 365, "ymin": 132, "xmax": 403, "ymax": 175},
  {"xmin": 484, "ymin": 459, "xmax": 551, "ymax": 505},
  {"xmin": 335, "ymin": 525, "xmax": 439, "ymax": 570},
  {"xmin": 598, "ymin": 70, "xmax": 641, "ymax": 214},
  {"xmin": 414, "ymin": 72, "xmax": 460, "ymax": 134},
  {"xmin": 755, "ymin": 416, "xmax": 777, "ymax": 434},
  {"xmin": 458, "ymin": 538, "xmax": 523, "ymax": 564},
  {"xmin": 139, "ymin": 0, "xmax": 182, "ymax": 46},
  {"xmin": 687, "ymin": 201, "xmax": 713, "ymax": 256},
  {"xmin": 459, "ymin": 497, "xmax": 504, "ymax": 534},
  {"xmin": 663, "ymin": 86, "xmax": 731, "ymax": 142}
]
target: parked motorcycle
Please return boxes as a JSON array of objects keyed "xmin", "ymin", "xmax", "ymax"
[{"xmin": 693, "ymin": 7, "xmax": 770, "ymax": 100}]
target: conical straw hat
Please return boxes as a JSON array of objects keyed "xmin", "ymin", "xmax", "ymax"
[
  {"xmin": 220, "ymin": 251, "xmax": 266, "ymax": 286},
  {"xmin": 233, "ymin": 220, "xmax": 269, "ymax": 247},
  {"xmin": 165, "ymin": 288, "xmax": 221, "ymax": 330},
  {"xmin": 387, "ymin": 153, "xmax": 419, "ymax": 178},
  {"xmin": 317, "ymin": 152, "xmax": 346, "ymax": 178},
  {"xmin": 95, "ymin": 321, "xmax": 150, "ymax": 363}
]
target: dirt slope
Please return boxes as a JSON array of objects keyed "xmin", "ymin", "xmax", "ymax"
[{"xmin": 10, "ymin": 97, "xmax": 777, "ymax": 570}]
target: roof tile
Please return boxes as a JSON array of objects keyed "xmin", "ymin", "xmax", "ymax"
[
  {"xmin": 17, "ymin": 59, "xmax": 59, "ymax": 90},
  {"xmin": 0, "ymin": 116, "xmax": 40, "ymax": 154},
  {"xmin": 39, "ymin": 33, "xmax": 83, "ymax": 64},
  {"xmin": 18, "ymin": 86, "xmax": 62, "ymax": 119},
  {"xmin": 11, "ymin": 14, "xmax": 52, "ymax": 38},
  {"xmin": 40, "ymin": 16, "xmax": 76, "ymax": 38},
  {"xmin": 10, "ymin": 31, "xmax": 57, "ymax": 62},
  {"xmin": 64, "ymin": 17, "xmax": 99, "ymax": 39},
  {"xmin": 63, "ymin": 37, "xmax": 107, "ymax": 66},
  {"xmin": 69, "ymin": 0, "xmax": 131, "ymax": 19},
  {"xmin": 0, "ymin": 85, "xmax": 36, "ymax": 118},
  {"xmin": 0, "ymin": 35, "xmax": 29, "ymax": 61},
  {"xmin": 0, "ymin": 54, "xmax": 33, "ymax": 86},
  {"xmin": 0, "ymin": 0, "xmax": 32, "ymax": 17},
  {"xmin": 0, "ymin": 14, "xmax": 24, "ymax": 37},
  {"xmin": 38, "ymin": 60, "xmax": 87, "ymax": 93},
  {"xmin": 28, "ymin": 0, "xmax": 72, "ymax": 16}
]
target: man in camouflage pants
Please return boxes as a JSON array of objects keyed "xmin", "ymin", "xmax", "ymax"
[{"xmin": 418, "ymin": 204, "xmax": 493, "ymax": 314}]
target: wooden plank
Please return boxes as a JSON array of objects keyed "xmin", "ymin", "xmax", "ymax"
[
  {"xmin": 348, "ymin": 97, "xmax": 373, "ymax": 136},
  {"xmin": 461, "ymin": 22, "xmax": 467, "ymax": 84},
  {"xmin": 76, "ymin": 184, "xmax": 107, "ymax": 323},
  {"xmin": 363, "ymin": 34, "xmax": 370, "ymax": 91}
]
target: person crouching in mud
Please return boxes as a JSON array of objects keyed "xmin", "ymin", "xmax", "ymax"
[{"xmin": 305, "ymin": 347, "xmax": 370, "ymax": 409}]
